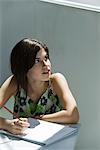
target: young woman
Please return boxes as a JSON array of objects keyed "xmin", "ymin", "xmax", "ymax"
[{"xmin": 0, "ymin": 38, "xmax": 79, "ymax": 134}]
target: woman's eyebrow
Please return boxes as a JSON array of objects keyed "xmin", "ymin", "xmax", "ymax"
[
  {"xmin": 36, "ymin": 54, "xmax": 48, "ymax": 59},
  {"xmin": 35, "ymin": 57, "xmax": 40, "ymax": 59}
]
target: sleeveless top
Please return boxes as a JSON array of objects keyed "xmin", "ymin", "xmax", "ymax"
[{"xmin": 13, "ymin": 86, "xmax": 62, "ymax": 118}]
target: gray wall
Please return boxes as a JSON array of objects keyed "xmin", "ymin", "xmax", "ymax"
[
  {"xmin": 0, "ymin": 0, "xmax": 100, "ymax": 149},
  {"xmin": 0, "ymin": 0, "xmax": 38, "ymax": 85}
]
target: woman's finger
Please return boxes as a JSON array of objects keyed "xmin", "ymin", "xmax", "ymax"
[
  {"xmin": 19, "ymin": 118, "xmax": 28, "ymax": 122},
  {"xmin": 14, "ymin": 119, "xmax": 30, "ymax": 128}
]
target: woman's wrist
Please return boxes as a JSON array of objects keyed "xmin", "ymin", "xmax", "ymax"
[
  {"xmin": 0, "ymin": 117, "xmax": 10, "ymax": 130},
  {"xmin": 0, "ymin": 117, "xmax": 6, "ymax": 129}
]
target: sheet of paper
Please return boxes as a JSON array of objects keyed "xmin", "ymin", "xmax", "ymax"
[{"xmin": 0, "ymin": 134, "xmax": 11, "ymax": 144}]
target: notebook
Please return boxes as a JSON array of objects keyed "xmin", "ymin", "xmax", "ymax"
[{"xmin": 0, "ymin": 118, "xmax": 79, "ymax": 146}]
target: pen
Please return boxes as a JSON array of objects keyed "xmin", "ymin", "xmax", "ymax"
[{"xmin": 3, "ymin": 105, "xmax": 22, "ymax": 121}]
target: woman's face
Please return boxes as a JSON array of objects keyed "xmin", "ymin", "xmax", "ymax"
[{"xmin": 27, "ymin": 48, "xmax": 51, "ymax": 82}]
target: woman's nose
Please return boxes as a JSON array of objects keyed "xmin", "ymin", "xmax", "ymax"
[{"xmin": 42, "ymin": 60, "xmax": 47, "ymax": 66}]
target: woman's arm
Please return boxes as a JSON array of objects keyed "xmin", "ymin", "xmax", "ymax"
[
  {"xmin": 0, "ymin": 117, "xmax": 29, "ymax": 135},
  {"xmin": 0, "ymin": 76, "xmax": 30, "ymax": 134},
  {"xmin": 39, "ymin": 73, "xmax": 79, "ymax": 124},
  {"xmin": 0, "ymin": 75, "xmax": 17, "ymax": 108}
]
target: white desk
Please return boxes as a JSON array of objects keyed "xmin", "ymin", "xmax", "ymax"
[{"xmin": 0, "ymin": 119, "xmax": 80, "ymax": 150}]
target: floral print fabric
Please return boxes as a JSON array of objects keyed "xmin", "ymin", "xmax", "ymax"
[{"xmin": 13, "ymin": 87, "xmax": 62, "ymax": 118}]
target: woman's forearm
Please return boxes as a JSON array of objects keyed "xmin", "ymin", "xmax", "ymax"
[{"xmin": 40, "ymin": 108, "xmax": 79, "ymax": 124}]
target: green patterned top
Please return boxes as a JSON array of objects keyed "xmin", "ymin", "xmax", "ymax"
[{"xmin": 13, "ymin": 87, "xmax": 62, "ymax": 118}]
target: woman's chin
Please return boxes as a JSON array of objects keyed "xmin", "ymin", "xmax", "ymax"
[{"xmin": 41, "ymin": 74, "xmax": 51, "ymax": 81}]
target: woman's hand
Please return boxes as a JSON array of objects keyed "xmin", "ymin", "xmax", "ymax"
[{"xmin": 3, "ymin": 118, "xmax": 30, "ymax": 135}]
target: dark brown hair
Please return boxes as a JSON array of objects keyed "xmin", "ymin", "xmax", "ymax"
[{"xmin": 10, "ymin": 38, "xmax": 50, "ymax": 92}]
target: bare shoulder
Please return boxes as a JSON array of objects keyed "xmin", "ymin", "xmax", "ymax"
[
  {"xmin": 49, "ymin": 73, "xmax": 69, "ymax": 95},
  {"xmin": 50, "ymin": 72, "xmax": 67, "ymax": 84},
  {"xmin": 0, "ymin": 75, "xmax": 17, "ymax": 106},
  {"xmin": 0, "ymin": 75, "xmax": 17, "ymax": 94},
  {"xmin": 1, "ymin": 75, "xmax": 16, "ymax": 86}
]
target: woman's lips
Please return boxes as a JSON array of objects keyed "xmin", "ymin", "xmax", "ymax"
[
  {"xmin": 43, "ymin": 66, "xmax": 51, "ymax": 74},
  {"xmin": 43, "ymin": 70, "xmax": 50, "ymax": 74},
  {"xmin": 43, "ymin": 69, "xmax": 51, "ymax": 74}
]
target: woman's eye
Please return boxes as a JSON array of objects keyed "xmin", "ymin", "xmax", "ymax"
[
  {"xmin": 45, "ymin": 56, "xmax": 48, "ymax": 61},
  {"xmin": 35, "ymin": 59, "xmax": 40, "ymax": 64}
]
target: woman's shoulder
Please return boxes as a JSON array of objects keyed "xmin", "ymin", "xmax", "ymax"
[
  {"xmin": 1, "ymin": 75, "xmax": 16, "ymax": 87},
  {"xmin": 2, "ymin": 75, "xmax": 17, "ymax": 94},
  {"xmin": 49, "ymin": 72, "xmax": 68, "ymax": 92},
  {"xmin": 7, "ymin": 75, "xmax": 17, "ymax": 88},
  {"xmin": 49, "ymin": 73, "xmax": 71, "ymax": 100},
  {"xmin": 0, "ymin": 75, "xmax": 17, "ymax": 103},
  {"xmin": 50, "ymin": 72, "xmax": 67, "ymax": 83}
]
